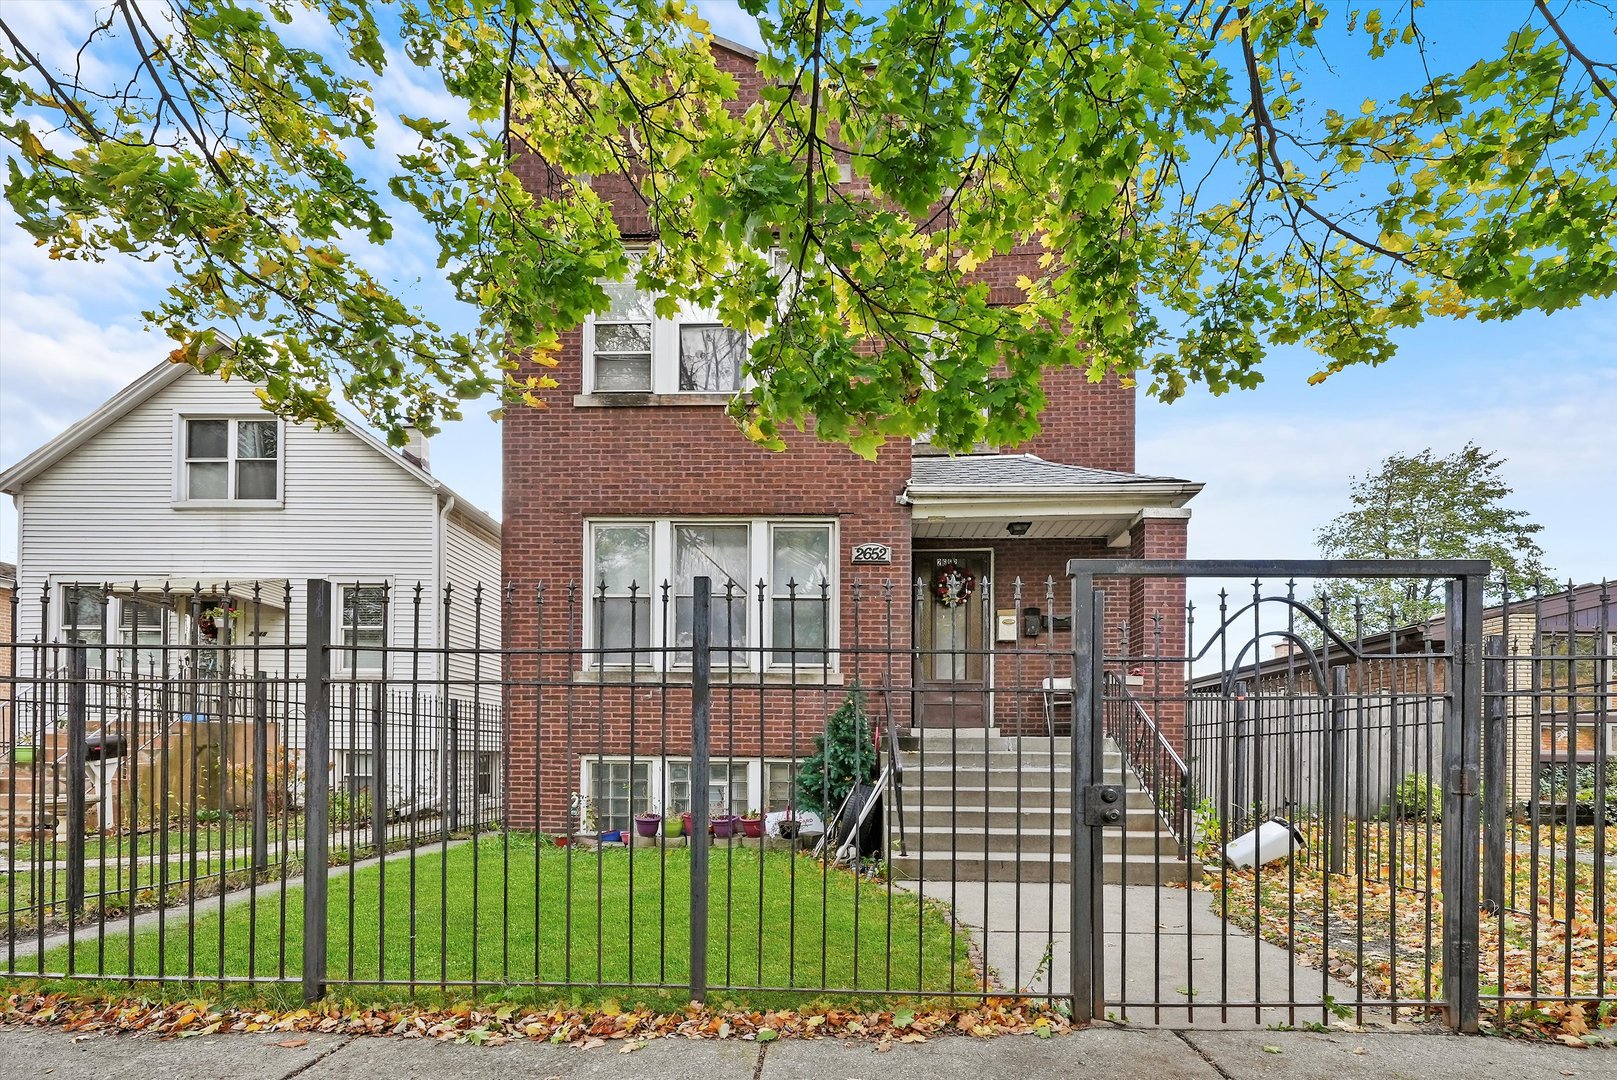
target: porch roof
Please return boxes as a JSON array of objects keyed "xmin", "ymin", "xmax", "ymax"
[{"xmin": 902, "ymin": 454, "xmax": 1202, "ymax": 542}]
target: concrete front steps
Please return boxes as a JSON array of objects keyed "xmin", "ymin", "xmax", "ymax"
[{"xmin": 886, "ymin": 732, "xmax": 1203, "ymax": 885}]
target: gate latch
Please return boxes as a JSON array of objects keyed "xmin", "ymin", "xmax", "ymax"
[
  {"xmin": 1448, "ymin": 766, "xmax": 1479, "ymax": 796},
  {"xmin": 1083, "ymin": 784, "xmax": 1125, "ymax": 827}
]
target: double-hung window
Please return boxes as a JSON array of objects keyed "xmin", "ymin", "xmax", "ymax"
[
  {"xmin": 337, "ymin": 585, "xmax": 387, "ymax": 673},
  {"xmin": 119, "ymin": 598, "xmax": 165, "ymax": 670},
  {"xmin": 182, "ymin": 417, "xmax": 280, "ymax": 502},
  {"xmin": 586, "ymin": 518, "xmax": 835, "ymax": 671},
  {"xmin": 61, "ymin": 585, "xmax": 107, "ymax": 668},
  {"xmin": 586, "ymin": 276, "xmax": 748, "ymax": 395}
]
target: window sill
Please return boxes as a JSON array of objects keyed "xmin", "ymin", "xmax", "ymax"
[
  {"xmin": 172, "ymin": 499, "xmax": 284, "ymax": 511},
  {"xmin": 573, "ymin": 668, "xmax": 845, "ymax": 687},
  {"xmin": 573, "ymin": 392, "xmax": 735, "ymax": 408}
]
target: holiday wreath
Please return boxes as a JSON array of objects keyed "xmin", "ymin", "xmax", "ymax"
[{"xmin": 931, "ymin": 561, "xmax": 977, "ymax": 608}]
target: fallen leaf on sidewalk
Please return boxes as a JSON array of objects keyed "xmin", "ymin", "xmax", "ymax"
[
  {"xmin": 274, "ymin": 1038, "xmax": 309, "ymax": 1048},
  {"xmin": 1263, "ymin": 1045, "xmax": 1282, "ymax": 1054}
]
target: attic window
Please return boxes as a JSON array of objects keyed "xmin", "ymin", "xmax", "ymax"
[{"xmin": 182, "ymin": 418, "xmax": 280, "ymax": 502}]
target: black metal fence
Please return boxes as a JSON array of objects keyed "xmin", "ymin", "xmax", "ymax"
[{"xmin": 0, "ymin": 569, "xmax": 1609, "ymax": 1034}]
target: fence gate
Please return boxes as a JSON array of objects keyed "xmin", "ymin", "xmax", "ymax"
[{"xmin": 1067, "ymin": 559, "xmax": 1490, "ymax": 1033}]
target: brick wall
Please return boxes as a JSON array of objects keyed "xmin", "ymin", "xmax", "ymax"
[{"xmin": 502, "ymin": 40, "xmax": 1151, "ymax": 828}]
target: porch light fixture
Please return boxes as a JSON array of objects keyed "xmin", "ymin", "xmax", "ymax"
[{"xmin": 1006, "ymin": 521, "xmax": 1032, "ymax": 536}]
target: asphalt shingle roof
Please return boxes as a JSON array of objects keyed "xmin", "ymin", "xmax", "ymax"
[{"xmin": 908, "ymin": 454, "xmax": 1183, "ymax": 489}]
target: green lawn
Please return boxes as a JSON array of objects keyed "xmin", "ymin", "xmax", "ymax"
[{"xmin": 33, "ymin": 837, "xmax": 976, "ymax": 1009}]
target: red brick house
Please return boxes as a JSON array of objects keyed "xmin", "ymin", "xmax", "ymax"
[{"xmin": 501, "ymin": 38, "xmax": 1201, "ymax": 837}]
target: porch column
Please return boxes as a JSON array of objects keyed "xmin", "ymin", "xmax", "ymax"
[{"xmin": 1128, "ymin": 511, "xmax": 1189, "ymax": 753}]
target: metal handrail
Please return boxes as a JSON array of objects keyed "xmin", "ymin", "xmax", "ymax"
[
  {"xmin": 882, "ymin": 715, "xmax": 907, "ymax": 857},
  {"xmin": 1104, "ymin": 672, "xmax": 1191, "ymax": 848}
]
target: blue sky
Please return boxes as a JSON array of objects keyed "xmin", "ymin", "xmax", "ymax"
[{"xmin": 1, "ymin": 1, "xmax": 1613, "ymax": 605}]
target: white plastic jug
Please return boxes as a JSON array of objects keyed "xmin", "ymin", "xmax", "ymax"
[{"xmin": 1222, "ymin": 818, "xmax": 1306, "ymax": 868}]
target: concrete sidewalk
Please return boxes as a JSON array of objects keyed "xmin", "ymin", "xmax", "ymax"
[{"xmin": 1, "ymin": 1022, "xmax": 1605, "ymax": 1080}]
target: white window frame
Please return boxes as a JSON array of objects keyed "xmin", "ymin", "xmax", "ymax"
[
  {"xmin": 58, "ymin": 582, "xmax": 108, "ymax": 667},
  {"xmin": 333, "ymin": 582, "xmax": 389, "ymax": 675},
  {"xmin": 173, "ymin": 414, "xmax": 285, "ymax": 507},
  {"xmin": 581, "ymin": 271, "xmax": 753, "ymax": 398},
  {"xmin": 582, "ymin": 517, "xmax": 839, "ymax": 672},
  {"xmin": 580, "ymin": 757, "xmax": 800, "ymax": 824}
]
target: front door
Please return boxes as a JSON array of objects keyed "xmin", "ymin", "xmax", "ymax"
[{"xmin": 916, "ymin": 552, "xmax": 991, "ymax": 728}]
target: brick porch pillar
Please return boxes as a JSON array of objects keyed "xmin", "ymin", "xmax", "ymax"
[{"xmin": 1127, "ymin": 510, "xmax": 1190, "ymax": 754}]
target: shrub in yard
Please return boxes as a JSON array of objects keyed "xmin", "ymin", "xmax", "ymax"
[
  {"xmin": 796, "ymin": 686, "xmax": 877, "ymax": 817},
  {"xmin": 1387, "ymin": 773, "xmax": 1441, "ymax": 821},
  {"xmin": 329, "ymin": 787, "xmax": 372, "ymax": 826},
  {"xmin": 1537, "ymin": 762, "xmax": 1617, "ymax": 823}
]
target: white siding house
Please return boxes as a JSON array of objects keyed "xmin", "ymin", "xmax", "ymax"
[
  {"xmin": 1, "ymin": 360, "xmax": 499, "ymax": 669},
  {"xmin": 0, "ymin": 359, "xmax": 502, "ymax": 824}
]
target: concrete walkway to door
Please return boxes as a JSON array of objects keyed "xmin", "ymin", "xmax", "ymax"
[{"xmin": 898, "ymin": 881, "xmax": 1392, "ymax": 1030}]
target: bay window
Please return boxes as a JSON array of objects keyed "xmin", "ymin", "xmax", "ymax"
[{"xmin": 586, "ymin": 518, "xmax": 836, "ymax": 671}]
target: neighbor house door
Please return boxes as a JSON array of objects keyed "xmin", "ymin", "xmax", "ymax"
[{"xmin": 916, "ymin": 552, "xmax": 991, "ymax": 728}]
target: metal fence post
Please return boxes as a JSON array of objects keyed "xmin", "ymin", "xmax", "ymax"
[
  {"xmin": 689, "ymin": 575, "xmax": 711, "ymax": 1004},
  {"xmin": 448, "ymin": 698, "xmax": 461, "ymax": 835},
  {"xmin": 65, "ymin": 648, "xmax": 87, "ymax": 919},
  {"xmin": 1441, "ymin": 574, "xmax": 1484, "ymax": 1032},
  {"xmin": 1482, "ymin": 636, "xmax": 1507, "ymax": 913},
  {"xmin": 252, "ymin": 671, "xmax": 268, "ymax": 874},
  {"xmin": 372, "ymin": 681, "xmax": 387, "ymax": 856},
  {"xmin": 1068, "ymin": 572, "xmax": 1098, "ymax": 1024},
  {"xmin": 303, "ymin": 579, "xmax": 332, "ymax": 1004},
  {"xmin": 1233, "ymin": 684, "xmax": 1250, "ymax": 832},
  {"xmin": 1327, "ymin": 666, "xmax": 1348, "ymax": 875}
]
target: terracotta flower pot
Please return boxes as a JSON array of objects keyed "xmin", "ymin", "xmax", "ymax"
[
  {"xmin": 680, "ymin": 811, "xmax": 694, "ymax": 836},
  {"xmin": 741, "ymin": 816, "xmax": 763, "ymax": 839}
]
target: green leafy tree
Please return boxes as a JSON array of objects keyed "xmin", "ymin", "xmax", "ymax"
[
  {"xmin": 3, "ymin": 2, "xmax": 1615, "ymax": 451},
  {"xmin": 1313, "ymin": 443, "xmax": 1552, "ymax": 632},
  {"xmin": 795, "ymin": 686, "xmax": 876, "ymax": 817}
]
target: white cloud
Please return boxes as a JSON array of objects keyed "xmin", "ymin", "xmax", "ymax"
[{"xmin": 692, "ymin": 1, "xmax": 765, "ymax": 50}]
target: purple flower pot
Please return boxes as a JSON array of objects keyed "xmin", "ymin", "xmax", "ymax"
[
  {"xmin": 634, "ymin": 814, "xmax": 662, "ymax": 838},
  {"xmin": 711, "ymin": 815, "xmax": 740, "ymax": 839}
]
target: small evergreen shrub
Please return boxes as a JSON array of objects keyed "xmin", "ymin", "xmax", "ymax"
[
  {"xmin": 1387, "ymin": 772, "xmax": 1441, "ymax": 822},
  {"xmin": 795, "ymin": 686, "xmax": 877, "ymax": 816}
]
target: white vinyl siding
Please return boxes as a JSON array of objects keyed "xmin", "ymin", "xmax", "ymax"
[{"xmin": 12, "ymin": 369, "xmax": 498, "ymax": 680}]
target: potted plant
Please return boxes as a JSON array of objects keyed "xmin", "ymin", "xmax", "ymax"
[
  {"xmin": 711, "ymin": 812, "xmax": 740, "ymax": 839},
  {"xmin": 740, "ymin": 809, "xmax": 763, "ymax": 839},
  {"xmin": 662, "ymin": 813, "xmax": 684, "ymax": 838},
  {"xmin": 680, "ymin": 810, "xmax": 694, "ymax": 836},
  {"xmin": 778, "ymin": 809, "xmax": 800, "ymax": 841},
  {"xmin": 634, "ymin": 804, "xmax": 663, "ymax": 839}
]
